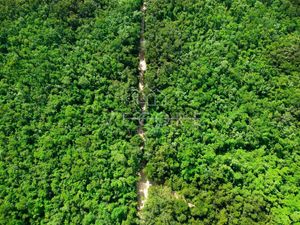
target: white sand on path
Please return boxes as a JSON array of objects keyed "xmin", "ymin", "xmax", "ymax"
[
  {"xmin": 137, "ymin": 1, "xmax": 151, "ymax": 213},
  {"xmin": 137, "ymin": 171, "xmax": 152, "ymax": 210}
]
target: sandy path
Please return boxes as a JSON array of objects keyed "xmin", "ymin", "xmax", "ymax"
[
  {"xmin": 137, "ymin": 1, "xmax": 151, "ymax": 213},
  {"xmin": 136, "ymin": 1, "xmax": 195, "ymax": 214},
  {"xmin": 137, "ymin": 171, "xmax": 151, "ymax": 211}
]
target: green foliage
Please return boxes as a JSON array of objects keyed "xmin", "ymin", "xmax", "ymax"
[
  {"xmin": 1, "ymin": 0, "xmax": 299, "ymax": 224},
  {"xmin": 143, "ymin": 0, "xmax": 300, "ymax": 224},
  {"xmin": 141, "ymin": 186, "xmax": 189, "ymax": 225},
  {"xmin": 0, "ymin": 0, "xmax": 142, "ymax": 224}
]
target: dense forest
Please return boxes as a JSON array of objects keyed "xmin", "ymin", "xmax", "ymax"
[
  {"xmin": 0, "ymin": 0, "xmax": 299, "ymax": 224},
  {"xmin": 142, "ymin": 0, "xmax": 300, "ymax": 224},
  {"xmin": 0, "ymin": 0, "xmax": 143, "ymax": 224}
]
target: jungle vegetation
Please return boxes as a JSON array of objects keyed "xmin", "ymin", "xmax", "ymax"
[
  {"xmin": 142, "ymin": 0, "xmax": 300, "ymax": 224},
  {"xmin": 0, "ymin": 0, "xmax": 143, "ymax": 224},
  {"xmin": 0, "ymin": 0, "xmax": 299, "ymax": 224}
]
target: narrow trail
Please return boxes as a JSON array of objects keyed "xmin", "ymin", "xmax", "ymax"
[
  {"xmin": 137, "ymin": 1, "xmax": 151, "ymax": 214},
  {"xmin": 136, "ymin": 1, "xmax": 195, "ymax": 214}
]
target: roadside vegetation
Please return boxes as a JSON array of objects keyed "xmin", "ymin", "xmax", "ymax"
[
  {"xmin": 143, "ymin": 0, "xmax": 300, "ymax": 224},
  {"xmin": 0, "ymin": 0, "xmax": 299, "ymax": 224},
  {"xmin": 0, "ymin": 0, "xmax": 142, "ymax": 224}
]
